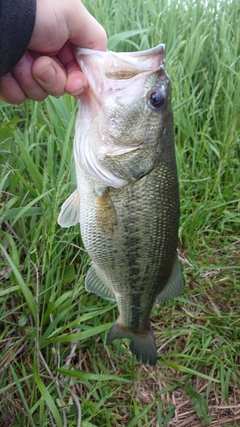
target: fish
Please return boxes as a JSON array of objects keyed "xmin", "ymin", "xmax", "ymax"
[{"xmin": 58, "ymin": 44, "xmax": 184, "ymax": 366}]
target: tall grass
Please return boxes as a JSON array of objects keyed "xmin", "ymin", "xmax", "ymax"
[{"xmin": 0, "ymin": 0, "xmax": 239, "ymax": 426}]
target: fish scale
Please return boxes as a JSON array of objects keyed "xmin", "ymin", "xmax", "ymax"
[{"xmin": 78, "ymin": 159, "xmax": 179, "ymax": 338}]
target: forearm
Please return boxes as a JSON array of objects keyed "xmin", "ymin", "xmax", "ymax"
[{"xmin": 0, "ymin": 0, "xmax": 36, "ymax": 76}]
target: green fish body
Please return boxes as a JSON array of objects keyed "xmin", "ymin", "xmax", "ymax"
[{"xmin": 58, "ymin": 45, "xmax": 184, "ymax": 365}]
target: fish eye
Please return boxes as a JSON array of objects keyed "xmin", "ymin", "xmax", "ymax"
[{"xmin": 147, "ymin": 89, "xmax": 165, "ymax": 110}]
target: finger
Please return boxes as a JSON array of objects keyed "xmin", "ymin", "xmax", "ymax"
[
  {"xmin": 32, "ymin": 56, "xmax": 67, "ymax": 97},
  {"xmin": 57, "ymin": 42, "xmax": 88, "ymax": 97},
  {"xmin": 65, "ymin": 60, "xmax": 88, "ymax": 97},
  {"xmin": 0, "ymin": 72, "xmax": 27, "ymax": 105},
  {"xmin": 57, "ymin": 41, "xmax": 75, "ymax": 66},
  {"xmin": 12, "ymin": 52, "xmax": 48, "ymax": 101}
]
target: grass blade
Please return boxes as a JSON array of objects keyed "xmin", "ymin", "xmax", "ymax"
[
  {"xmin": 57, "ymin": 368, "xmax": 131, "ymax": 383},
  {"xmin": 0, "ymin": 244, "xmax": 36, "ymax": 321},
  {"xmin": 33, "ymin": 364, "xmax": 63, "ymax": 427}
]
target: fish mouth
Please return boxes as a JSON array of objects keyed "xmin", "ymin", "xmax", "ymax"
[{"xmin": 74, "ymin": 44, "xmax": 166, "ymax": 99}]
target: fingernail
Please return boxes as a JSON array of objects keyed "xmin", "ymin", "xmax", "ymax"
[
  {"xmin": 35, "ymin": 64, "xmax": 56, "ymax": 85},
  {"xmin": 16, "ymin": 53, "xmax": 29, "ymax": 67},
  {"xmin": 72, "ymin": 87, "xmax": 86, "ymax": 99}
]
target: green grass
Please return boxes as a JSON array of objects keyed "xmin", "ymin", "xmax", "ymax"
[{"xmin": 0, "ymin": 0, "xmax": 240, "ymax": 425}]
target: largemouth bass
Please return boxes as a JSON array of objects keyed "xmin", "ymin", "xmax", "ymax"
[{"xmin": 58, "ymin": 44, "xmax": 184, "ymax": 366}]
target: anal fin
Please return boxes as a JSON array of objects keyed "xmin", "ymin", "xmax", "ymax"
[
  {"xmin": 155, "ymin": 254, "xmax": 184, "ymax": 304},
  {"xmin": 85, "ymin": 262, "xmax": 115, "ymax": 301},
  {"xmin": 58, "ymin": 189, "xmax": 80, "ymax": 228}
]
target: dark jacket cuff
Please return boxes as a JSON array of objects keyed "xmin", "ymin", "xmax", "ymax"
[{"xmin": 0, "ymin": 0, "xmax": 36, "ymax": 76}]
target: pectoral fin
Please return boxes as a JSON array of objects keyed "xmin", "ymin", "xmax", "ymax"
[
  {"xmin": 85, "ymin": 262, "xmax": 115, "ymax": 301},
  {"xmin": 94, "ymin": 186, "xmax": 117, "ymax": 234},
  {"xmin": 57, "ymin": 189, "xmax": 80, "ymax": 228},
  {"xmin": 155, "ymin": 255, "xmax": 184, "ymax": 304}
]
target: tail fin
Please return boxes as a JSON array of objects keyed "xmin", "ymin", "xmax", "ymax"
[{"xmin": 107, "ymin": 322, "xmax": 157, "ymax": 366}]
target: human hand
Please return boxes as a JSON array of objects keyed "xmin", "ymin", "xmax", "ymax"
[{"xmin": 0, "ymin": 0, "xmax": 107, "ymax": 104}]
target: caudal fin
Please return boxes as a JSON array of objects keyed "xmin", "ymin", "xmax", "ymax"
[{"xmin": 107, "ymin": 322, "xmax": 157, "ymax": 366}]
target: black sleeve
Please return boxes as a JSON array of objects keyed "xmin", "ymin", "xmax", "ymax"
[{"xmin": 0, "ymin": 0, "xmax": 36, "ymax": 77}]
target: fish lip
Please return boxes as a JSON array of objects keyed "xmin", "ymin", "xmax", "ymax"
[
  {"xmin": 106, "ymin": 145, "xmax": 139, "ymax": 156},
  {"xmin": 110, "ymin": 43, "xmax": 165, "ymax": 58},
  {"xmin": 74, "ymin": 44, "xmax": 165, "ymax": 77},
  {"xmin": 74, "ymin": 43, "xmax": 165, "ymax": 57}
]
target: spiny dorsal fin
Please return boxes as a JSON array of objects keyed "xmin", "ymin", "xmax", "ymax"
[
  {"xmin": 85, "ymin": 262, "xmax": 115, "ymax": 301},
  {"xmin": 155, "ymin": 255, "xmax": 184, "ymax": 304},
  {"xmin": 57, "ymin": 189, "xmax": 80, "ymax": 228}
]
